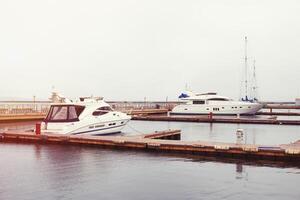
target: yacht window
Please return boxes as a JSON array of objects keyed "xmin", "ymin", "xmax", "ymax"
[
  {"xmin": 95, "ymin": 124, "xmax": 105, "ymax": 128},
  {"xmin": 193, "ymin": 101, "xmax": 205, "ymax": 105},
  {"xmin": 93, "ymin": 106, "xmax": 113, "ymax": 116},
  {"xmin": 92, "ymin": 111, "xmax": 107, "ymax": 116},
  {"xmin": 97, "ymin": 106, "xmax": 113, "ymax": 111},
  {"xmin": 207, "ymin": 98, "xmax": 229, "ymax": 101}
]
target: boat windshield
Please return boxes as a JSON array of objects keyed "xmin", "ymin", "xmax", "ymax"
[
  {"xmin": 44, "ymin": 105, "xmax": 85, "ymax": 122},
  {"xmin": 92, "ymin": 106, "xmax": 113, "ymax": 116}
]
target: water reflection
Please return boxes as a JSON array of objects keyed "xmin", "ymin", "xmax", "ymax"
[
  {"xmin": 208, "ymin": 123, "xmax": 214, "ymax": 139},
  {"xmin": 236, "ymin": 129, "xmax": 244, "ymax": 144},
  {"xmin": 235, "ymin": 163, "xmax": 248, "ymax": 181},
  {"xmin": 0, "ymin": 143, "xmax": 300, "ymax": 200},
  {"xmin": 34, "ymin": 144, "xmax": 42, "ymax": 160}
]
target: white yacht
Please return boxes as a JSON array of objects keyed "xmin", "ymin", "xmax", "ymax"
[
  {"xmin": 171, "ymin": 91, "xmax": 263, "ymax": 115},
  {"xmin": 41, "ymin": 93, "xmax": 131, "ymax": 135}
]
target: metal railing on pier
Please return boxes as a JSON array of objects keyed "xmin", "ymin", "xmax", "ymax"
[
  {"xmin": 0, "ymin": 101, "xmax": 180, "ymax": 116},
  {"xmin": 0, "ymin": 101, "xmax": 51, "ymax": 115}
]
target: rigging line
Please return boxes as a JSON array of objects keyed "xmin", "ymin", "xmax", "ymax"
[
  {"xmin": 125, "ymin": 121, "xmax": 146, "ymax": 135},
  {"xmin": 115, "ymin": 112, "xmax": 146, "ymax": 134}
]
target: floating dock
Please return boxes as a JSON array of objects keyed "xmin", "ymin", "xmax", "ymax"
[
  {"xmin": 1, "ymin": 129, "xmax": 299, "ymax": 163},
  {"xmin": 122, "ymin": 108, "xmax": 168, "ymax": 115},
  {"xmin": 257, "ymin": 111, "xmax": 300, "ymax": 116}
]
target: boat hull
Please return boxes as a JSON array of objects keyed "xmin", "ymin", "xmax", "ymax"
[
  {"xmin": 70, "ymin": 120, "xmax": 130, "ymax": 135},
  {"xmin": 171, "ymin": 103, "xmax": 263, "ymax": 115},
  {"xmin": 42, "ymin": 114, "xmax": 131, "ymax": 135}
]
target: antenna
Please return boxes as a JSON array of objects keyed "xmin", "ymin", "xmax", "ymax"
[{"xmin": 244, "ymin": 36, "xmax": 248, "ymax": 101}]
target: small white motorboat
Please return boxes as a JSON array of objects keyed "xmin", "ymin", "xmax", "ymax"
[{"xmin": 41, "ymin": 93, "xmax": 131, "ymax": 135}]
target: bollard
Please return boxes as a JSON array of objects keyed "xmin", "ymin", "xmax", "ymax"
[
  {"xmin": 35, "ymin": 123, "xmax": 41, "ymax": 135},
  {"xmin": 208, "ymin": 112, "xmax": 213, "ymax": 120}
]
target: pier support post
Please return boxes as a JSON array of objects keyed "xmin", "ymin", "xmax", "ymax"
[
  {"xmin": 35, "ymin": 123, "xmax": 41, "ymax": 135},
  {"xmin": 208, "ymin": 112, "xmax": 213, "ymax": 121}
]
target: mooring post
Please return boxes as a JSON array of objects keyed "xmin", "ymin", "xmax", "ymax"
[
  {"xmin": 209, "ymin": 112, "xmax": 213, "ymax": 121},
  {"xmin": 35, "ymin": 123, "xmax": 41, "ymax": 135}
]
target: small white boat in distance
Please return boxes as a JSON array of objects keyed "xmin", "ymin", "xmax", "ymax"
[
  {"xmin": 41, "ymin": 93, "xmax": 131, "ymax": 135},
  {"xmin": 171, "ymin": 91, "xmax": 263, "ymax": 115}
]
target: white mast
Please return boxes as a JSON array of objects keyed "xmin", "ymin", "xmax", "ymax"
[{"xmin": 252, "ymin": 59, "xmax": 258, "ymax": 101}]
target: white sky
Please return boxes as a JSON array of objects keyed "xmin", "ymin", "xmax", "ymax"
[{"xmin": 0, "ymin": 0, "xmax": 299, "ymax": 101}]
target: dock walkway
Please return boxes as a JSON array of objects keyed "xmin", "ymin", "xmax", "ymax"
[{"xmin": 1, "ymin": 129, "xmax": 300, "ymax": 163}]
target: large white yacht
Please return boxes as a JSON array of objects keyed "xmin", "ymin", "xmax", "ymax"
[
  {"xmin": 171, "ymin": 91, "xmax": 263, "ymax": 115},
  {"xmin": 41, "ymin": 93, "xmax": 131, "ymax": 135}
]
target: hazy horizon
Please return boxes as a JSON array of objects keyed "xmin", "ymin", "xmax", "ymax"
[{"xmin": 1, "ymin": 0, "xmax": 299, "ymax": 101}]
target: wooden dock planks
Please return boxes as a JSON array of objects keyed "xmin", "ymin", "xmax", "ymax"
[{"xmin": 0, "ymin": 130, "xmax": 299, "ymax": 163}]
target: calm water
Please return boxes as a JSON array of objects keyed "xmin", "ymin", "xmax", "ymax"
[
  {"xmin": 0, "ymin": 143, "xmax": 299, "ymax": 200},
  {"xmin": 123, "ymin": 121, "xmax": 300, "ymax": 145},
  {"xmin": 1, "ymin": 121, "xmax": 300, "ymax": 199}
]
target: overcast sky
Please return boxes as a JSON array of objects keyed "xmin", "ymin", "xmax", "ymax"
[{"xmin": 0, "ymin": 0, "xmax": 299, "ymax": 101}]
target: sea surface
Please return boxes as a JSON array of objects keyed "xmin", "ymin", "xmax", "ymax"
[
  {"xmin": 123, "ymin": 120, "xmax": 300, "ymax": 145},
  {"xmin": 0, "ymin": 121, "xmax": 300, "ymax": 200}
]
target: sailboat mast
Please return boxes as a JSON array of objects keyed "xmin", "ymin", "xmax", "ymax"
[
  {"xmin": 252, "ymin": 59, "xmax": 257, "ymax": 100},
  {"xmin": 244, "ymin": 36, "xmax": 248, "ymax": 100}
]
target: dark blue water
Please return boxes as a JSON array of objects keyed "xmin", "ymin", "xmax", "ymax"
[{"xmin": 0, "ymin": 143, "xmax": 299, "ymax": 200}]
